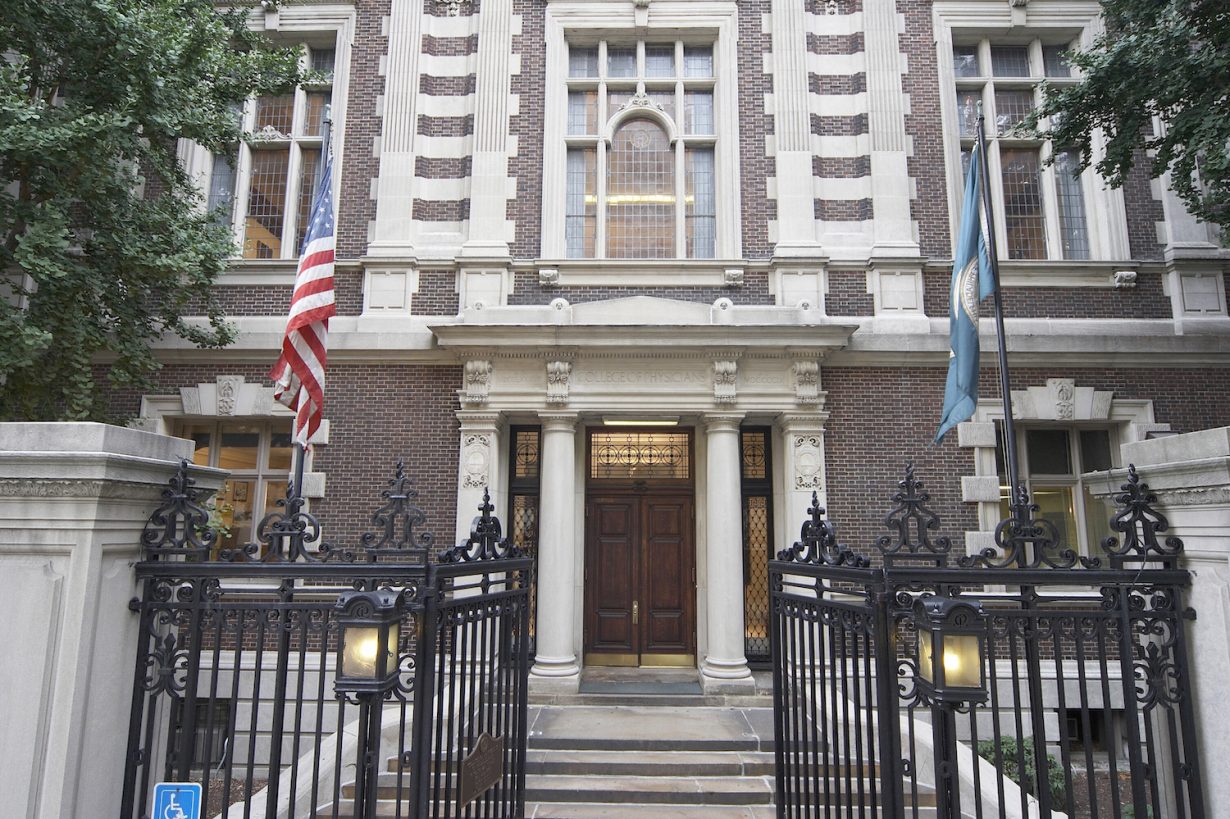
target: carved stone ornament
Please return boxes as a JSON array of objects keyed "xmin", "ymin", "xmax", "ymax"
[
  {"xmin": 539, "ymin": 268, "xmax": 560, "ymax": 287},
  {"xmin": 1114, "ymin": 270, "xmax": 1138, "ymax": 289},
  {"xmin": 825, "ymin": 0, "xmax": 840, "ymax": 14},
  {"xmin": 0, "ymin": 479, "xmax": 143, "ymax": 499},
  {"xmin": 439, "ymin": 0, "xmax": 471, "ymax": 16},
  {"xmin": 546, "ymin": 360, "xmax": 572, "ymax": 405},
  {"xmin": 792, "ymin": 361, "xmax": 820, "ymax": 405},
  {"xmin": 1051, "ymin": 378, "xmax": 1076, "ymax": 420},
  {"xmin": 462, "ymin": 360, "xmax": 492, "ymax": 405},
  {"xmin": 713, "ymin": 360, "xmax": 738, "ymax": 405},
  {"xmin": 622, "ymin": 92, "xmax": 665, "ymax": 114},
  {"xmin": 793, "ymin": 435, "xmax": 823, "ymax": 489},
  {"xmin": 461, "ymin": 434, "xmax": 491, "ymax": 488},
  {"xmin": 216, "ymin": 375, "xmax": 244, "ymax": 416},
  {"xmin": 251, "ymin": 124, "xmax": 290, "ymax": 142},
  {"xmin": 724, "ymin": 269, "xmax": 744, "ymax": 288}
]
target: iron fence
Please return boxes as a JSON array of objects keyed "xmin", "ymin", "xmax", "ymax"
[
  {"xmin": 771, "ymin": 464, "xmax": 1203, "ymax": 819},
  {"xmin": 121, "ymin": 462, "xmax": 531, "ymax": 819}
]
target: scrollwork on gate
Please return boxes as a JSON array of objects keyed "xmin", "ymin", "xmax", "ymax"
[
  {"xmin": 141, "ymin": 459, "xmax": 216, "ymax": 560},
  {"xmin": 439, "ymin": 488, "xmax": 521, "ymax": 563},
  {"xmin": 1102, "ymin": 464, "xmax": 1184, "ymax": 567},
  {"xmin": 358, "ymin": 461, "xmax": 435, "ymax": 560},
  {"xmin": 776, "ymin": 491, "xmax": 868, "ymax": 567},
  {"xmin": 876, "ymin": 464, "xmax": 952, "ymax": 566}
]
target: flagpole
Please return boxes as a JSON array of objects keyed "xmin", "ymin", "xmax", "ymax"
[{"xmin": 975, "ymin": 112, "xmax": 1023, "ymax": 517}]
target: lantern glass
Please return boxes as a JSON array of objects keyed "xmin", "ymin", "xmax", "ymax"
[
  {"xmin": 918, "ymin": 629, "xmax": 936, "ymax": 684},
  {"xmin": 941, "ymin": 634, "xmax": 982, "ymax": 689},
  {"xmin": 342, "ymin": 625, "xmax": 386, "ymax": 680}
]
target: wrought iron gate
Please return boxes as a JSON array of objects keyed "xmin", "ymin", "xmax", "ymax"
[
  {"xmin": 771, "ymin": 464, "xmax": 1204, "ymax": 818},
  {"xmin": 121, "ymin": 461, "xmax": 531, "ymax": 819}
]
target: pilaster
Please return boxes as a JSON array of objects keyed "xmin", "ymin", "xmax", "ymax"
[
  {"xmin": 369, "ymin": 0, "xmax": 426, "ymax": 255},
  {"xmin": 864, "ymin": 0, "xmax": 918, "ymax": 256},
  {"xmin": 454, "ymin": 410, "xmax": 504, "ymax": 545},
  {"xmin": 461, "ymin": 0, "xmax": 515, "ymax": 257},
  {"xmin": 776, "ymin": 411, "xmax": 831, "ymax": 554},
  {"xmin": 769, "ymin": 0, "xmax": 821, "ymax": 256}
]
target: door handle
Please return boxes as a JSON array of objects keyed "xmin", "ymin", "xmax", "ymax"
[{"xmin": 632, "ymin": 601, "xmax": 639, "ymax": 625}]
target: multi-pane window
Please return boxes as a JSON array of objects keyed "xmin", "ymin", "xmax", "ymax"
[
  {"xmin": 507, "ymin": 427, "xmax": 542, "ymax": 646},
  {"xmin": 952, "ymin": 39, "xmax": 1090, "ymax": 261},
  {"xmin": 209, "ymin": 44, "xmax": 336, "ymax": 260},
  {"xmin": 565, "ymin": 41, "xmax": 717, "ymax": 259},
  {"xmin": 995, "ymin": 426, "xmax": 1117, "ymax": 557},
  {"xmin": 740, "ymin": 428, "xmax": 774, "ymax": 663},
  {"xmin": 184, "ymin": 421, "xmax": 294, "ymax": 556}
]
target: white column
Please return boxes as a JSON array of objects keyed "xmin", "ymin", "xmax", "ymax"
[
  {"xmin": 454, "ymin": 411, "xmax": 503, "ymax": 546},
  {"xmin": 701, "ymin": 413, "xmax": 753, "ymax": 688},
  {"xmin": 531, "ymin": 413, "xmax": 580, "ymax": 685}
]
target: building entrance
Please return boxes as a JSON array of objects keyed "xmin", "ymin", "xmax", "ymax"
[{"xmin": 582, "ymin": 429, "xmax": 696, "ymax": 667}]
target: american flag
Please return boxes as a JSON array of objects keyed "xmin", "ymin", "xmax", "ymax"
[{"xmin": 269, "ymin": 155, "xmax": 336, "ymax": 446}]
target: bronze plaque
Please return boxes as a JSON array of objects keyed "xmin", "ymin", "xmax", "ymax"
[{"xmin": 458, "ymin": 732, "xmax": 504, "ymax": 808}]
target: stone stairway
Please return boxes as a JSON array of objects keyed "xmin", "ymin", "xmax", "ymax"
[
  {"xmin": 523, "ymin": 695, "xmax": 778, "ymax": 818},
  {"xmin": 336, "ymin": 669, "xmax": 935, "ymax": 817}
]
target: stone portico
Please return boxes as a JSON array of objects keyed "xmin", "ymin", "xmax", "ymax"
[{"xmin": 431, "ymin": 296, "xmax": 857, "ymax": 691}]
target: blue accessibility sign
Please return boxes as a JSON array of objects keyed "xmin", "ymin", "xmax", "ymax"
[{"xmin": 151, "ymin": 782, "xmax": 202, "ymax": 819}]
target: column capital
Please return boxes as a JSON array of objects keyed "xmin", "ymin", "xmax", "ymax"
[
  {"xmin": 537, "ymin": 412, "xmax": 579, "ymax": 432},
  {"xmin": 776, "ymin": 411, "xmax": 830, "ymax": 431},
  {"xmin": 456, "ymin": 410, "xmax": 503, "ymax": 428},
  {"xmin": 702, "ymin": 412, "xmax": 745, "ymax": 432}
]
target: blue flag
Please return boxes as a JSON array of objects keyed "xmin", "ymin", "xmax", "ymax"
[{"xmin": 936, "ymin": 142, "xmax": 995, "ymax": 443}]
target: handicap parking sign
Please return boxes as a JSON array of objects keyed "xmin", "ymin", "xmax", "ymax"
[{"xmin": 151, "ymin": 782, "xmax": 202, "ymax": 819}]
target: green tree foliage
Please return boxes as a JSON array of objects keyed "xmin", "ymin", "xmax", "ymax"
[
  {"xmin": 0, "ymin": 0, "xmax": 303, "ymax": 420},
  {"xmin": 1031, "ymin": 0, "xmax": 1229, "ymax": 236}
]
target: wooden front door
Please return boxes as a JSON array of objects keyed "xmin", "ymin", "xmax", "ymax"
[{"xmin": 584, "ymin": 493, "xmax": 695, "ymax": 665}]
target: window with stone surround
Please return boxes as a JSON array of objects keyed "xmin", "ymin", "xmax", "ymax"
[
  {"xmin": 951, "ymin": 38, "xmax": 1089, "ymax": 261},
  {"xmin": 541, "ymin": 2, "xmax": 740, "ymax": 268},
  {"xmin": 182, "ymin": 420, "xmax": 294, "ymax": 557},
  {"xmin": 564, "ymin": 40, "xmax": 717, "ymax": 259},
  {"xmin": 206, "ymin": 43, "xmax": 338, "ymax": 260},
  {"xmin": 934, "ymin": 2, "xmax": 1131, "ymax": 266},
  {"xmin": 994, "ymin": 424, "xmax": 1117, "ymax": 556}
]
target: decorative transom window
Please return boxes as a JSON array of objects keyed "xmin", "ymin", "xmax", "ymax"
[
  {"xmin": 564, "ymin": 40, "xmax": 717, "ymax": 259},
  {"xmin": 207, "ymin": 43, "xmax": 338, "ymax": 260},
  {"xmin": 183, "ymin": 420, "xmax": 294, "ymax": 556},
  {"xmin": 951, "ymin": 39, "xmax": 1089, "ymax": 261}
]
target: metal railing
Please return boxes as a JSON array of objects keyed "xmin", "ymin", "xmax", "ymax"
[
  {"xmin": 121, "ymin": 462, "xmax": 531, "ymax": 819},
  {"xmin": 771, "ymin": 464, "xmax": 1204, "ymax": 819}
]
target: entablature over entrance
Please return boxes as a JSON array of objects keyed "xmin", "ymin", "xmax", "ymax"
[{"xmin": 428, "ymin": 296, "xmax": 855, "ymax": 412}]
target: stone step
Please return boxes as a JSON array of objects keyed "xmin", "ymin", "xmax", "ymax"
[
  {"xmin": 527, "ymin": 749, "xmax": 776, "ymax": 777},
  {"xmin": 529, "ymin": 692, "xmax": 772, "ymax": 708},
  {"xmin": 528, "ymin": 704, "xmax": 775, "ymax": 753},
  {"xmin": 525, "ymin": 773, "xmax": 776, "ymax": 806}
]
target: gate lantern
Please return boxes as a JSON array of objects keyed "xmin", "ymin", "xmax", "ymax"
[
  {"xmin": 914, "ymin": 595, "xmax": 987, "ymax": 705},
  {"xmin": 334, "ymin": 588, "xmax": 403, "ymax": 694}
]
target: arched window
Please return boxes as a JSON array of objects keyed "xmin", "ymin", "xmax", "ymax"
[
  {"xmin": 563, "ymin": 40, "xmax": 718, "ymax": 260},
  {"xmin": 607, "ymin": 119, "xmax": 675, "ymax": 258}
]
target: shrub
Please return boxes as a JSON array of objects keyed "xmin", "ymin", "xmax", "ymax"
[{"xmin": 975, "ymin": 736, "xmax": 1067, "ymax": 806}]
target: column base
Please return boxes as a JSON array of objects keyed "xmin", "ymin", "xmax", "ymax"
[
  {"xmin": 701, "ymin": 655, "xmax": 754, "ymax": 692},
  {"xmin": 531, "ymin": 654, "xmax": 581, "ymax": 680},
  {"xmin": 529, "ymin": 659, "xmax": 581, "ymax": 695}
]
